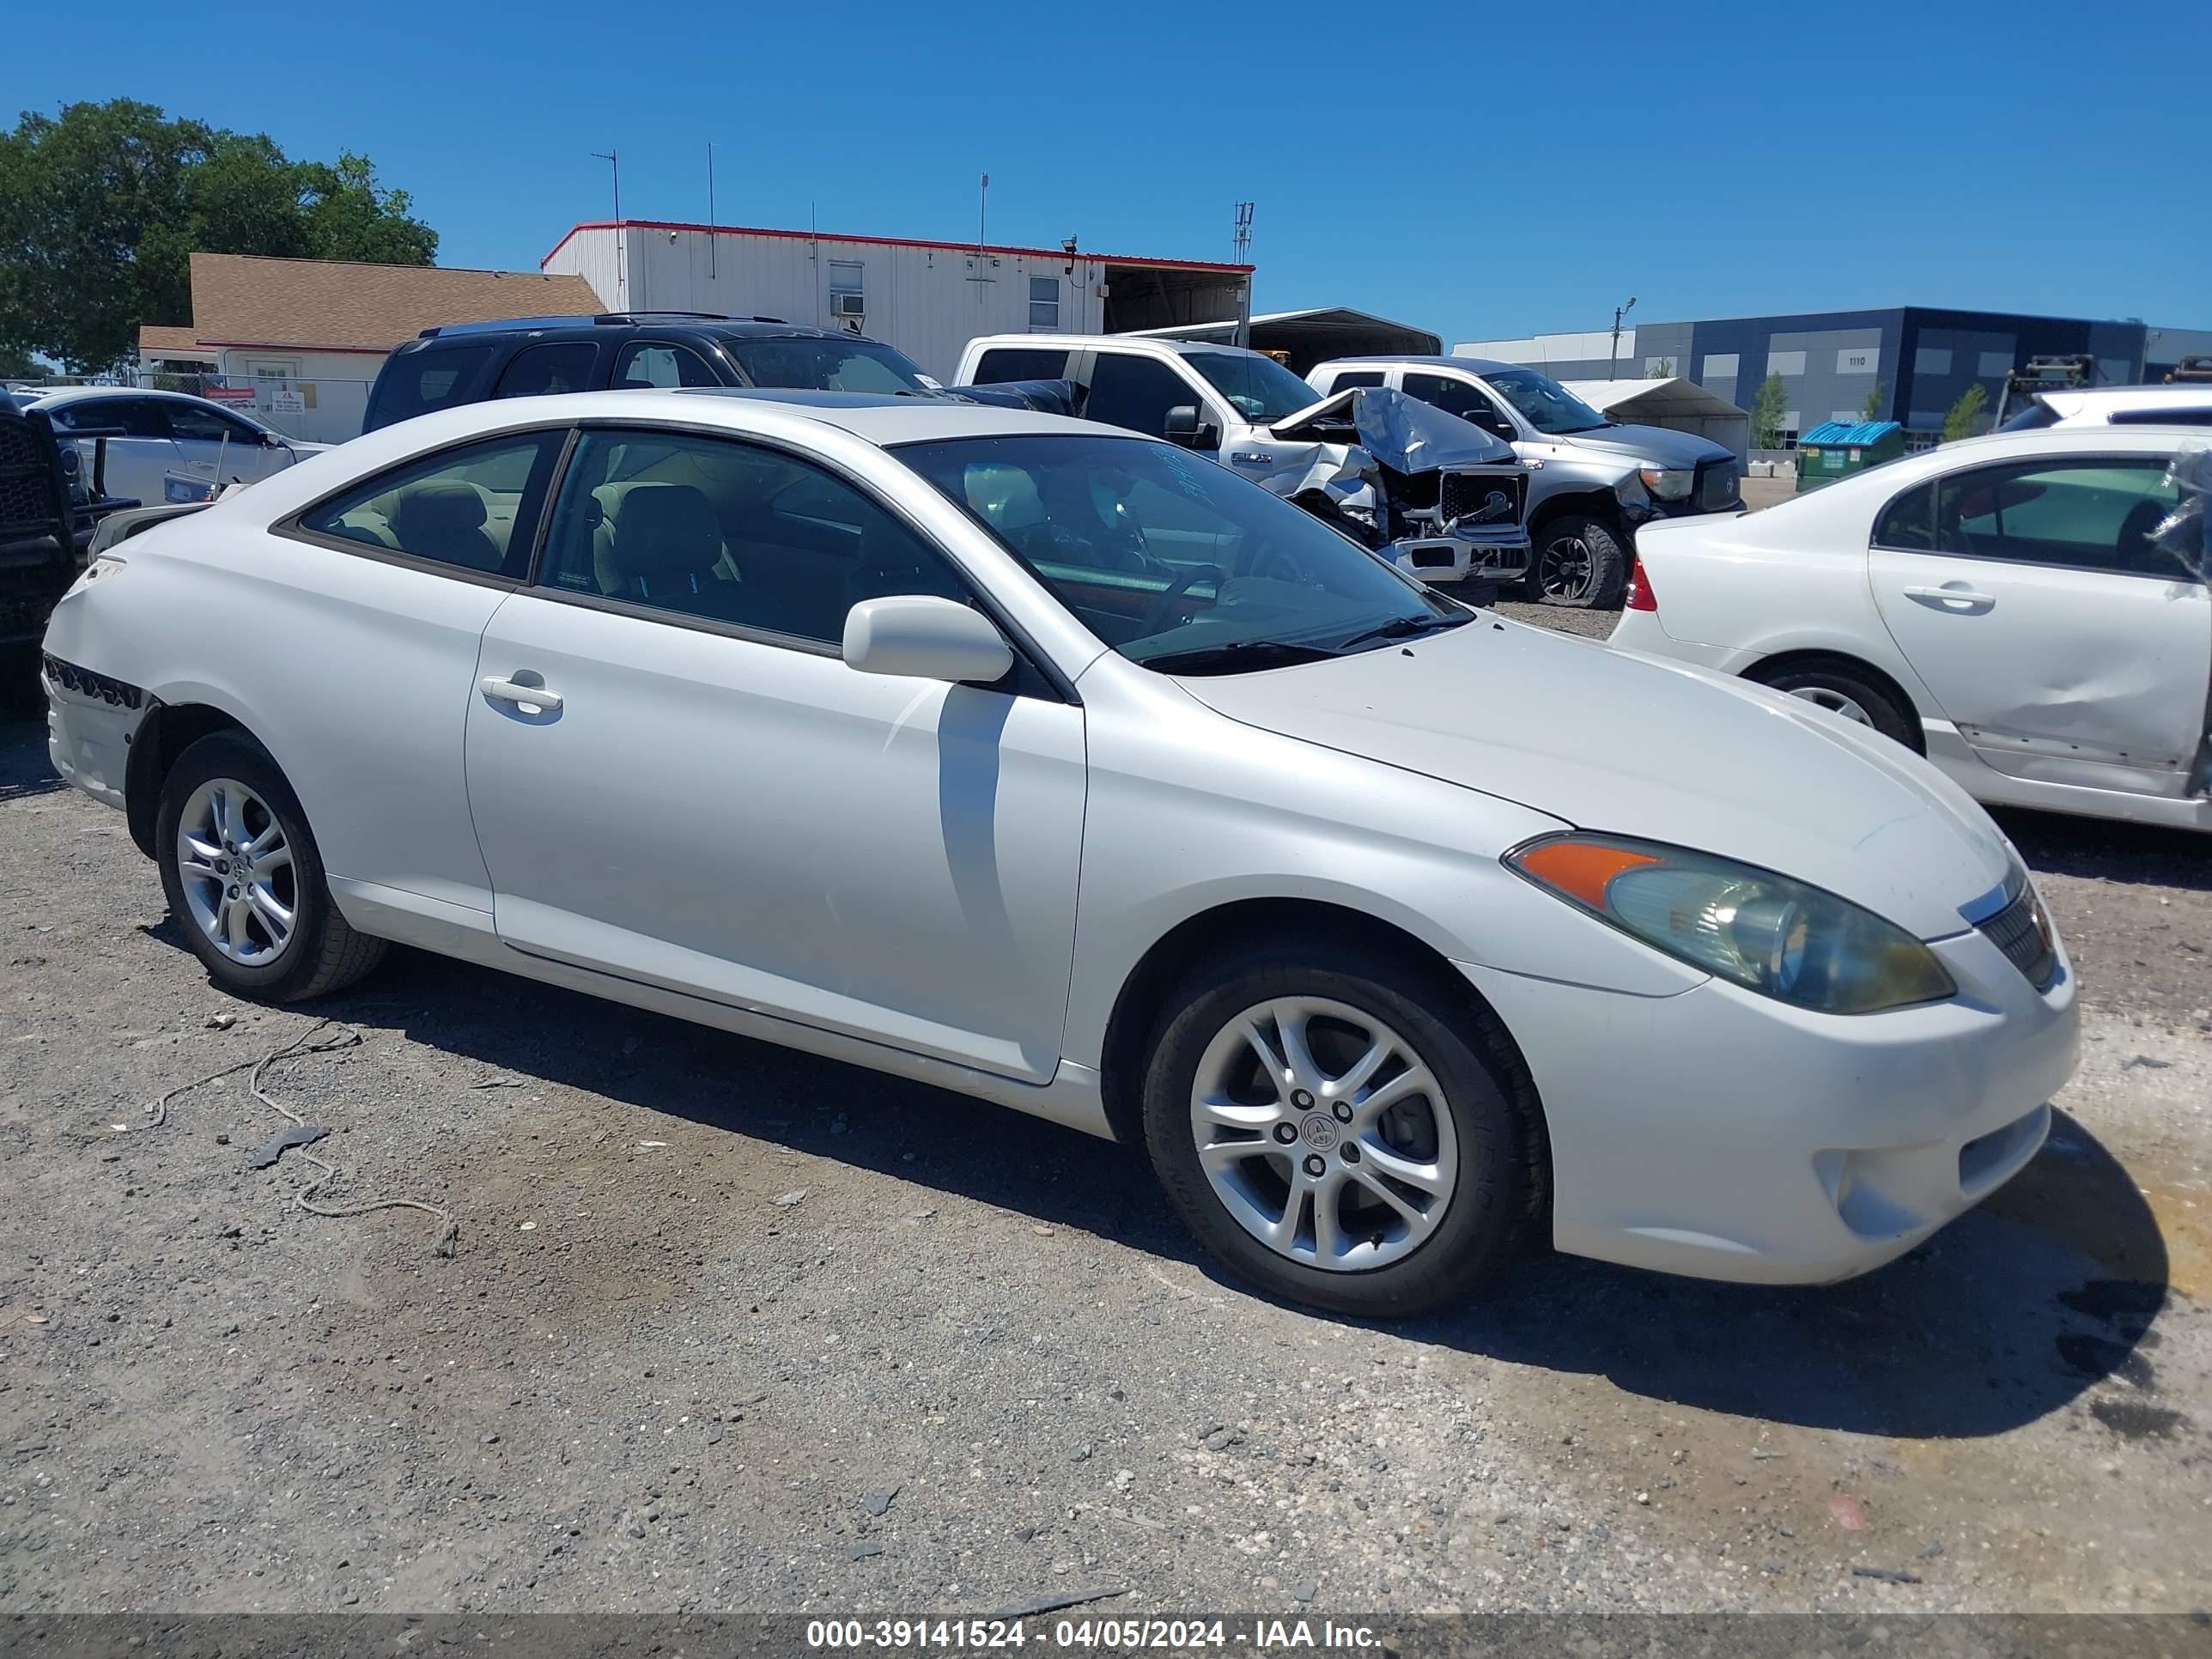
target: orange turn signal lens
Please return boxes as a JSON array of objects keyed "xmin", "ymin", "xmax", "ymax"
[{"xmin": 1509, "ymin": 837, "xmax": 1662, "ymax": 909}]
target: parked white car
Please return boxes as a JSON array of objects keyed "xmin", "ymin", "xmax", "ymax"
[
  {"xmin": 1996, "ymin": 383, "xmax": 2212, "ymax": 432},
  {"xmin": 1613, "ymin": 427, "xmax": 2211, "ymax": 832},
  {"xmin": 27, "ymin": 387, "xmax": 328, "ymax": 509},
  {"xmin": 44, "ymin": 389, "xmax": 2076, "ymax": 1314}
]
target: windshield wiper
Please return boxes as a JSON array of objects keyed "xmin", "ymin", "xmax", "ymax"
[
  {"xmin": 1332, "ymin": 612, "xmax": 1470, "ymax": 652},
  {"xmin": 1142, "ymin": 638, "xmax": 1338, "ymax": 676}
]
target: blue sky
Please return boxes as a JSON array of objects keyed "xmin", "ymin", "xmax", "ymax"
[{"xmin": 9, "ymin": 0, "xmax": 2208, "ymax": 341}]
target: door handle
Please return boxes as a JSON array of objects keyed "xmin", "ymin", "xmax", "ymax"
[
  {"xmin": 480, "ymin": 675, "xmax": 563, "ymax": 713},
  {"xmin": 1901, "ymin": 583, "xmax": 1995, "ymax": 611}
]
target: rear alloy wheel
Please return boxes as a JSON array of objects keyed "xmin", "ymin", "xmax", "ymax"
[
  {"xmin": 1529, "ymin": 514, "xmax": 1628, "ymax": 609},
  {"xmin": 1142, "ymin": 943, "xmax": 1541, "ymax": 1316},
  {"xmin": 1750, "ymin": 662, "xmax": 1921, "ymax": 751},
  {"xmin": 156, "ymin": 731, "xmax": 386, "ymax": 1001}
]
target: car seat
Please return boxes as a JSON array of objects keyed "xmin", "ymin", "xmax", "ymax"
[{"xmin": 386, "ymin": 480, "xmax": 501, "ymax": 571}]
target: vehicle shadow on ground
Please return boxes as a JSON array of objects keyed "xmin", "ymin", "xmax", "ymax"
[
  {"xmin": 301, "ymin": 942, "xmax": 2171, "ymax": 1445},
  {"xmin": 1993, "ymin": 805, "xmax": 2212, "ymax": 893}
]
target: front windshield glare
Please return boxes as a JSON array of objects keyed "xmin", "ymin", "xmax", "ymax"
[
  {"xmin": 897, "ymin": 434, "xmax": 1464, "ymax": 671},
  {"xmin": 727, "ymin": 337, "xmax": 934, "ymax": 395},
  {"xmin": 1185, "ymin": 350, "xmax": 1325, "ymax": 423},
  {"xmin": 1486, "ymin": 368, "xmax": 1607, "ymax": 434}
]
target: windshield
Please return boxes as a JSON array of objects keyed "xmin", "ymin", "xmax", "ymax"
[
  {"xmin": 1183, "ymin": 349, "xmax": 1326, "ymax": 424},
  {"xmin": 726, "ymin": 337, "xmax": 937, "ymax": 396},
  {"xmin": 1996, "ymin": 398, "xmax": 2058, "ymax": 432},
  {"xmin": 897, "ymin": 433, "xmax": 1466, "ymax": 672},
  {"xmin": 1485, "ymin": 368, "xmax": 1608, "ymax": 434}
]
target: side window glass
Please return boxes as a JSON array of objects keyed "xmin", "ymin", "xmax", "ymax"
[
  {"xmin": 298, "ymin": 431, "xmax": 564, "ymax": 577},
  {"xmin": 973, "ymin": 348, "xmax": 1071, "ymax": 383},
  {"xmin": 495, "ymin": 342, "xmax": 598, "ymax": 398},
  {"xmin": 1329, "ymin": 371, "xmax": 1386, "ymax": 390},
  {"xmin": 613, "ymin": 343, "xmax": 720, "ymax": 390},
  {"xmin": 1934, "ymin": 460, "xmax": 2181, "ymax": 574},
  {"xmin": 538, "ymin": 429, "xmax": 969, "ymax": 646},
  {"xmin": 55, "ymin": 398, "xmax": 167, "ymax": 438},
  {"xmin": 164, "ymin": 402, "xmax": 258, "ymax": 445},
  {"xmin": 1403, "ymin": 373, "xmax": 1502, "ymax": 426},
  {"xmin": 374, "ymin": 344, "xmax": 496, "ymax": 425},
  {"xmin": 1084, "ymin": 354, "xmax": 1202, "ymax": 440},
  {"xmin": 1873, "ymin": 480, "xmax": 1936, "ymax": 550}
]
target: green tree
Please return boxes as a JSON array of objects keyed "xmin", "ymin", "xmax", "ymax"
[
  {"xmin": 1646, "ymin": 357, "xmax": 1674, "ymax": 378},
  {"xmin": 0, "ymin": 100, "xmax": 437, "ymax": 373},
  {"xmin": 1861, "ymin": 380, "xmax": 1886, "ymax": 421},
  {"xmin": 1749, "ymin": 372, "xmax": 1789, "ymax": 449},
  {"xmin": 1942, "ymin": 382, "xmax": 1990, "ymax": 441},
  {"xmin": 0, "ymin": 343, "xmax": 41, "ymax": 380}
]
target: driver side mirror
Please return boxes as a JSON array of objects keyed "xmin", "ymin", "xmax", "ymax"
[
  {"xmin": 1163, "ymin": 404, "xmax": 1217, "ymax": 450},
  {"xmin": 842, "ymin": 595, "xmax": 1013, "ymax": 684}
]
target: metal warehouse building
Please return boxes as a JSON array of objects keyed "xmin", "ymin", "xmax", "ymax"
[
  {"xmin": 542, "ymin": 220, "xmax": 1254, "ymax": 382},
  {"xmin": 1457, "ymin": 308, "xmax": 2211, "ymax": 449}
]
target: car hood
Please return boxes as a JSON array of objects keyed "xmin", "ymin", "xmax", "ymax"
[
  {"xmin": 1269, "ymin": 386, "xmax": 1517, "ymax": 468},
  {"xmin": 1172, "ymin": 619, "xmax": 2011, "ymax": 940},
  {"xmin": 1539, "ymin": 422, "xmax": 1733, "ymax": 468}
]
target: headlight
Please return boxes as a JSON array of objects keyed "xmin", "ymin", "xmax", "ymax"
[
  {"xmin": 1506, "ymin": 834, "xmax": 1956, "ymax": 1014},
  {"xmin": 1639, "ymin": 465, "xmax": 1695, "ymax": 501}
]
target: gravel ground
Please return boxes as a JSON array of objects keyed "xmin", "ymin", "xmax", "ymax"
[{"xmin": 3, "ymin": 666, "xmax": 2209, "ymax": 1619}]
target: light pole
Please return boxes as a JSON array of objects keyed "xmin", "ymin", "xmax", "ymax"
[
  {"xmin": 1609, "ymin": 296, "xmax": 1637, "ymax": 379},
  {"xmin": 592, "ymin": 150, "xmax": 623, "ymax": 305}
]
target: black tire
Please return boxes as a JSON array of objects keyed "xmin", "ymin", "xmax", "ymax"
[
  {"xmin": 1140, "ymin": 938, "xmax": 1546, "ymax": 1318},
  {"xmin": 155, "ymin": 731, "xmax": 386, "ymax": 1001},
  {"xmin": 1747, "ymin": 659, "xmax": 1922, "ymax": 752},
  {"xmin": 1528, "ymin": 514, "xmax": 1628, "ymax": 609}
]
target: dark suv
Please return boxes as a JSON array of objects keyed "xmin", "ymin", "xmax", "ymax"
[{"xmin": 365, "ymin": 313, "xmax": 980, "ymax": 432}]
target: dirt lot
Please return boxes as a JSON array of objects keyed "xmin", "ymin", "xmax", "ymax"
[{"xmin": 3, "ymin": 665, "xmax": 2209, "ymax": 1618}]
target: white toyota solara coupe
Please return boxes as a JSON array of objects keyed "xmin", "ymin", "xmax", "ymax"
[{"xmin": 42, "ymin": 389, "xmax": 2078, "ymax": 1316}]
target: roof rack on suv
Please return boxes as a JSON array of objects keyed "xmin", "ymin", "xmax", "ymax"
[{"xmin": 416, "ymin": 312, "xmax": 789, "ymax": 339}]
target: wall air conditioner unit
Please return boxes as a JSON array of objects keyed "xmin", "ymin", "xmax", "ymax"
[{"xmin": 831, "ymin": 291, "xmax": 866, "ymax": 319}]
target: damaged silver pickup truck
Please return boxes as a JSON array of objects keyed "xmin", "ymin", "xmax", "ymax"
[{"xmin": 954, "ymin": 335, "xmax": 1530, "ymax": 591}]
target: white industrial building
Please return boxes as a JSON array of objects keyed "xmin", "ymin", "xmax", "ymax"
[{"xmin": 542, "ymin": 219, "xmax": 1255, "ymax": 381}]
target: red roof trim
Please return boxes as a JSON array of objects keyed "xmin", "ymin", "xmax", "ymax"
[{"xmin": 540, "ymin": 219, "xmax": 1254, "ymax": 276}]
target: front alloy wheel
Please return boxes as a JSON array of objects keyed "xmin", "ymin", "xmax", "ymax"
[
  {"xmin": 175, "ymin": 777, "xmax": 299, "ymax": 966},
  {"xmin": 1141, "ymin": 941, "xmax": 1543, "ymax": 1316},
  {"xmin": 1191, "ymin": 998, "xmax": 1459, "ymax": 1271}
]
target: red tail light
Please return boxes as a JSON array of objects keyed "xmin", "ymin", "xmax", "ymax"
[{"xmin": 1625, "ymin": 561, "xmax": 1657, "ymax": 611}]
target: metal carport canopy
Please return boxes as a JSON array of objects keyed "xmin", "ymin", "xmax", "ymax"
[
  {"xmin": 1127, "ymin": 308, "xmax": 1442, "ymax": 374},
  {"xmin": 1557, "ymin": 377, "xmax": 1753, "ymax": 463}
]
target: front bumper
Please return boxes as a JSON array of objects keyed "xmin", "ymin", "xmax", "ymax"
[
  {"xmin": 1460, "ymin": 917, "xmax": 2079, "ymax": 1285},
  {"xmin": 43, "ymin": 653, "xmax": 144, "ymax": 812},
  {"xmin": 1387, "ymin": 530, "xmax": 1532, "ymax": 584}
]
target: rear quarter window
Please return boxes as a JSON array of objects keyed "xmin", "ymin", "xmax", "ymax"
[{"xmin": 369, "ymin": 343, "xmax": 498, "ymax": 429}]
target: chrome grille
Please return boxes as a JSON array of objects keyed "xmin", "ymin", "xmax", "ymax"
[
  {"xmin": 1440, "ymin": 469, "xmax": 1527, "ymax": 531},
  {"xmin": 1976, "ymin": 884, "xmax": 2058, "ymax": 993}
]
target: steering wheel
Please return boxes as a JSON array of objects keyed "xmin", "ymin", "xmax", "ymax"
[{"xmin": 1136, "ymin": 563, "xmax": 1225, "ymax": 637}]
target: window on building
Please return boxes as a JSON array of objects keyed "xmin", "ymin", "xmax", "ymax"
[
  {"xmin": 1029, "ymin": 276, "xmax": 1061, "ymax": 331},
  {"xmin": 829, "ymin": 261, "xmax": 865, "ymax": 322}
]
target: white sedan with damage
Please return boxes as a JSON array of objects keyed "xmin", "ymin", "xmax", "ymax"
[
  {"xmin": 1613, "ymin": 427, "xmax": 2211, "ymax": 833},
  {"xmin": 44, "ymin": 389, "xmax": 2076, "ymax": 1315}
]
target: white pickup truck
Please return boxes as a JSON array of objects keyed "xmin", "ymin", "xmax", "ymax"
[{"xmin": 954, "ymin": 334, "xmax": 1531, "ymax": 590}]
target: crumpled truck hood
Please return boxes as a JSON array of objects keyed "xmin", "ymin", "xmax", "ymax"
[{"xmin": 1171, "ymin": 618, "xmax": 2012, "ymax": 940}]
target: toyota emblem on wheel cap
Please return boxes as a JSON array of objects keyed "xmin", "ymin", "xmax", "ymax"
[{"xmin": 1299, "ymin": 1112, "xmax": 1339, "ymax": 1152}]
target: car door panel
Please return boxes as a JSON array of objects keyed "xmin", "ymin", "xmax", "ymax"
[
  {"xmin": 164, "ymin": 401, "xmax": 285, "ymax": 496},
  {"xmin": 1869, "ymin": 456, "xmax": 2209, "ymax": 796},
  {"xmin": 465, "ymin": 595, "xmax": 1086, "ymax": 1081}
]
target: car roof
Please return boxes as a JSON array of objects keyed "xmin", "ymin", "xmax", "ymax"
[
  {"xmin": 1317, "ymin": 354, "xmax": 1516, "ymax": 374},
  {"xmin": 2040, "ymin": 384, "xmax": 2212, "ymax": 410},
  {"xmin": 968, "ymin": 333, "xmax": 1273, "ymax": 361},
  {"xmin": 665, "ymin": 386, "xmax": 1111, "ymax": 442},
  {"xmin": 28, "ymin": 385, "xmax": 223, "ymax": 405},
  {"xmin": 407, "ymin": 317, "xmax": 875, "ymax": 348}
]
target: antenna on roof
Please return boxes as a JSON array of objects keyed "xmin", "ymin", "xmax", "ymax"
[
  {"xmin": 978, "ymin": 173, "xmax": 990, "ymax": 251},
  {"xmin": 1231, "ymin": 202, "xmax": 1255, "ymax": 349},
  {"xmin": 707, "ymin": 143, "xmax": 716, "ymax": 282}
]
